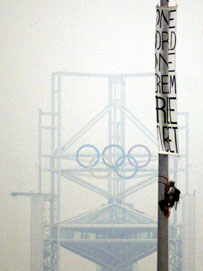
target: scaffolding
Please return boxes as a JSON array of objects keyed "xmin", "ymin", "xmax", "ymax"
[{"xmin": 12, "ymin": 72, "xmax": 195, "ymax": 271}]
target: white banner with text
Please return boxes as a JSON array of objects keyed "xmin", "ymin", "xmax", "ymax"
[{"xmin": 155, "ymin": 5, "xmax": 179, "ymax": 155}]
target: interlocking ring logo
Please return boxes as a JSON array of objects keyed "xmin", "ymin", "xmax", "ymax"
[{"xmin": 76, "ymin": 144, "xmax": 151, "ymax": 179}]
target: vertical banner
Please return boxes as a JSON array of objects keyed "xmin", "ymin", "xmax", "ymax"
[{"xmin": 155, "ymin": 5, "xmax": 179, "ymax": 155}]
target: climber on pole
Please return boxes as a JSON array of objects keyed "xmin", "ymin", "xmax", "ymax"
[{"xmin": 159, "ymin": 178, "xmax": 181, "ymax": 217}]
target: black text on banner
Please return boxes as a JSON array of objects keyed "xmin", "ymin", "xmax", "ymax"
[{"xmin": 155, "ymin": 5, "xmax": 179, "ymax": 155}]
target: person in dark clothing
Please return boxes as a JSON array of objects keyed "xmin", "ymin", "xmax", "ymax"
[{"xmin": 159, "ymin": 180, "xmax": 181, "ymax": 217}]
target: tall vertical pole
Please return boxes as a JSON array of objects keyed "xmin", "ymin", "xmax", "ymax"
[
  {"xmin": 157, "ymin": 1, "xmax": 169, "ymax": 271},
  {"xmin": 158, "ymin": 154, "xmax": 168, "ymax": 271},
  {"xmin": 172, "ymin": 156, "xmax": 177, "ymax": 225}
]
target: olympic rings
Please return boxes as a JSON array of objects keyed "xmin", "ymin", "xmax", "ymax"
[
  {"xmin": 76, "ymin": 144, "xmax": 151, "ymax": 179},
  {"xmin": 102, "ymin": 144, "xmax": 125, "ymax": 168},
  {"xmin": 127, "ymin": 144, "xmax": 151, "ymax": 168},
  {"xmin": 88, "ymin": 155, "xmax": 112, "ymax": 179},
  {"xmin": 76, "ymin": 144, "xmax": 99, "ymax": 168},
  {"xmin": 114, "ymin": 154, "xmax": 138, "ymax": 179}
]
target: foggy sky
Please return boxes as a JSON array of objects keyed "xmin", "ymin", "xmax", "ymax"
[{"xmin": 0, "ymin": 1, "xmax": 202, "ymax": 271}]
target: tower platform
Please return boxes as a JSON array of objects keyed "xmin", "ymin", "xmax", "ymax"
[{"xmin": 55, "ymin": 203, "xmax": 157, "ymax": 270}]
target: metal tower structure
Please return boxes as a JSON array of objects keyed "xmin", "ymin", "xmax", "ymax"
[
  {"xmin": 38, "ymin": 72, "xmax": 160, "ymax": 271},
  {"xmin": 12, "ymin": 72, "xmax": 195, "ymax": 271}
]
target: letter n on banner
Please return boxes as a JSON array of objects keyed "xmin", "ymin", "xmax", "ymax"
[{"xmin": 155, "ymin": 5, "xmax": 179, "ymax": 156}]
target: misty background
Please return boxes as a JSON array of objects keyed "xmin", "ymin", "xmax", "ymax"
[{"xmin": 0, "ymin": 0, "xmax": 202, "ymax": 270}]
